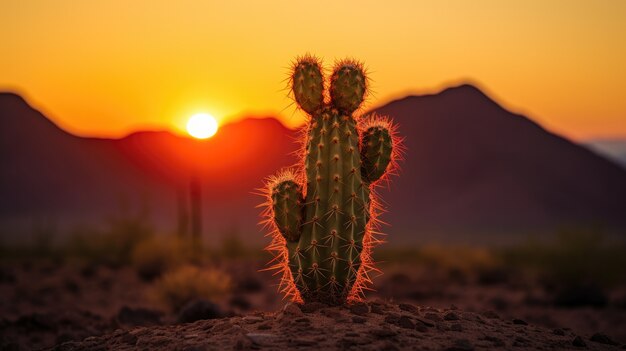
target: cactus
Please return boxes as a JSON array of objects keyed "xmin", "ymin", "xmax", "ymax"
[{"xmin": 262, "ymin": 55, "xmax": 402, "ymax": 305}]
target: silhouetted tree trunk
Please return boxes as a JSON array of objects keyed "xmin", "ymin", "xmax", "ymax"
[
  {"xmin": 177, "ymin": 186, "xmax": 189, "ymax": 238},
  {"xmin": 189, "ymin": 176, "xmax": 202, "ymax": 252}
]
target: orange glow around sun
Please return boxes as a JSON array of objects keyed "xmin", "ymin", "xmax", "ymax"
[{"xmin": 186, "ymin": 113, "xmax": 218, "ymax": 139}]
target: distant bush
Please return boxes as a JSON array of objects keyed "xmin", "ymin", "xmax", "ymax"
[
  {"xmin": 152, "ymin": 265, "xmax": 231, "ymax": 312},
  {"xmin": 131, "ymin": 237, "xmax": 191, "ymax": 281},
  {"xmin": 501, "ymin": 228, "xmax": 626, "ymax": 290}
]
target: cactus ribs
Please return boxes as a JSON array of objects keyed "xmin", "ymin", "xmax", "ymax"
[{"xmin": 261, "ymin": 55, "xmax": 402, "ymax": 305}]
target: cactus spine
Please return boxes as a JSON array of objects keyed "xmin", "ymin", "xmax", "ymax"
[{"xmin": 263, "ymin": 55, "xmax": 401, "ymax": 305}]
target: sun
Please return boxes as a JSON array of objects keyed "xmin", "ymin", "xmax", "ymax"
[{"xmin": 186, "ymin": 113, "xmax": 218, "ymax": 139}]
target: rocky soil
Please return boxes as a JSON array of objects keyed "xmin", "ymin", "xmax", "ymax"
[{"xmin": 52, "ymin": 301, "xmax": 624, "ymax": 351}]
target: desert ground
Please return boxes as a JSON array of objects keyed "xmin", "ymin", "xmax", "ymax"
[{"xmin": 0, "ymin": 229, "xmax": 625, "ymax": 350}]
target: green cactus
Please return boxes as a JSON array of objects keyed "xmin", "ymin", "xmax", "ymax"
[{"xmin": 264, "ymin": 55, "xmax": 400, "ymax": 305}]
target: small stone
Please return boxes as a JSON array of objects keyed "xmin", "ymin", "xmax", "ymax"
[
  {"xmin": 572, "ymin": 336, "xmax": 587, "ymax": 348},
  {"xmin": 282, "ymin": 303, "xmax": 304, "ymax": 316},
  {"xmin": 444, "ymin": 312, "xmax": 460, "ymax": 321},
  {"xmin": 415, "ymin": 317, "xmax": 435, "ymax": 328},
  {"xmin": 513, "ymin": 319, "xmax": 528, "ymax": 325},
  {"xmin": 246, "ymin": 333, "xmax": 277, "ymax": 346},
  {"xmin": 450, "ymin": 323, "xmax": 463, "ymax": 332},
  {"xmin": 349, "ymin": 303, "xmax": 369, "ymax": 316},
  {"xmin": 590, "ymin": 333, "xmax": 619, "ymax": 346},
  {"xmin": 352, "ymin": 316, "xmax": 366, "ymax": 324},
  {"xmin": 398, "ymin": 316, "xmax": 415, "ymax": 329},
  {"xmin": 553, "ymin": 328, "xmax": 565, "ymax": 336},
  {"xmin": 372, "ymin": 328, "xmax": 397, "ymax": 338},
  {"xmin": 425, "ymin": 312, "xmax": 442, "ymax": 322},
  {"xmin": 370, "ymin": 304, "xmax": 385, "ymax": 314},
  {"xmin": 242, "ymin": 316, "xmax": 263, "ymax": 324},
  {"xmin": 398, "ymin": 303, "xmax": 419, "ymax": 314},
  {"xmin": 384, "ymin": 313, "xmax": 400, "ymax": 324},
  {"xmin": 446, "ymin": 339, "xmax": 474, "ymax": 351},
  {"xmin": 482, "ymin": 311, "xmax": 499, "ymax": 319}
]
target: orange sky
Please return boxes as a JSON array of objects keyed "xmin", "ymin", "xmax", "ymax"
[{"xmin": 1, "ymin": 1, "xmax": 625, "ymax": 140}]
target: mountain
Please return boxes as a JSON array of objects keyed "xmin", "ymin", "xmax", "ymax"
[
  {"xmin": 584, "ymin": 139, "xmax": 626, "ymax": 169},
  {"xmin": 371, "ymin": 85, "xmax": 626, "ymax": 243},
  {"xmin": 1, "ymin": 86, "xmax": 625, "ymax": 245},
  {"xmin": 0, "ymin": 92, "xmax": 297, "ymax": 243}
]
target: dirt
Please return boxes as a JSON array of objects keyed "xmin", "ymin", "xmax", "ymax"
[
  {"xmin": 51, "ymin": 301, "xmax": 622, "ymax": 350},
  {"xmin": 1, "ymin": 260, "xmax": 625, "ymax": 350}
]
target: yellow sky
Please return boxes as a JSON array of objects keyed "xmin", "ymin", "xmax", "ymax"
[{"xmin": 1, "ymin": 1, "xmax": 625, "ymax": 140}]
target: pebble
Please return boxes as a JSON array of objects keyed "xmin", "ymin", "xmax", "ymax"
[
  {"xmin": 282, "ymin": 303, "xmax": 304, "ymax": 316},
  {"xmin": 245, "ymin": 333, "xmax": 277, "ymax": 346},
  {"xmin": 399, "ymin": 303, "xmax": 419, "ymax": 314},
  {"xmin": 349, "ymin": 303, "xmax": 369, "ymax": 316},
  {"xmin": 513, "ymin": 318, "xmax": 528, "ymax": 325},
  {"xmin": 372, "ymin": 328, "xmax": 398, "ymax": 338},
  {"xmin": 398, "ymin": 316, "xmax": 415, "ymax": 329},
  {"xmin": 553, "ymin": 328, "xmax": 565, "ymax": 336},
  {"xmin": 590, "ymin": 333, "xmax": 618, "ymax": 346},
  {"xmin": 425, "ymin": 312, "xmax": 442, "ymax": 322},
  {"xmin": 444, "ymin": 312, "xmax": 460, "ymax": 321}
]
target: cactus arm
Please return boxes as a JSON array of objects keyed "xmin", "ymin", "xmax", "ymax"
[
  {"xmin": 360, "ymin": 125, "xmax": 393, "ymax": 183},
  {"xmin": 271, "ymin": 179, "xmax": 303, "ymax": 242}
]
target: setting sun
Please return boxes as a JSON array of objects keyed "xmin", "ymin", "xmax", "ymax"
[{"xmin": 186, "ymin": 113, "xmax": 218, "ymax": 139}]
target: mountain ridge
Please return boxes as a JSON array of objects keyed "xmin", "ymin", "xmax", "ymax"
[{"xmin": 1, "ymin": 85, "xmax": 625, "ymax": 245}]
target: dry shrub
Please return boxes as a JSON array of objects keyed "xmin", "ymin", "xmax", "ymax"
[
  {"xmin": 153, "ymin": 265, "xmax": 231, "ymax": 311},
  {"xmin": 131, "ymin": 237, "xmax": 191, "ymax": 281}
]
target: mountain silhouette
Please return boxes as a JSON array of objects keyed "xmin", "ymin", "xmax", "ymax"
[
  {"xmin": 371, "ymin": 84, "xmax": 626, "ymax": 243},
  {"xmin": 1, "ymin": 86, "xmax": 625, "ymax": 245}
]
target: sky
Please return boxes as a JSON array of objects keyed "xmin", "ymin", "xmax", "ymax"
[{"xmin": 1, "ymin": 1, "xmax": 625, "ymax": 140}]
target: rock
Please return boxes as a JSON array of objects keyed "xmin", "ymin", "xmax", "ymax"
[
  {"xmin": 384, "ymin": 313, "xmax": 400, "ymax": 324},
  {"xmin": 446, "ymin": 339, "xmax": 474, "ymax": 351},
  {"xmin": 553, "ymin": 328, "xmax": 565, "ymax": 336},
  {"xmin": 370, "ymin": 303, "xmax": 385, "ymax": 314},
  {"xmin": 398, "ymin": 303, "xmax": 419, "ymax": 314},
  {"xmin": 424, "ymin": 312, "xmax": 442, "ymax": 322},
  {"xmin": 513, "ymin": 319, "xmax": 528, "ymax": 325},
  {"xmin": 415, "ymin": 317, "xmax": 435, "ymax": 328},
  {"xmin": 482, "ymin": 311, "xmax": 499, "ymax": 319},
  {"xmin": 415, "ymin": 323, "xmax": 428, "ymax": 332},
  {"xmin": 282, "ymin": 303, "xmax": 304, "ymax": 316},
  {"xmin": 349, "ymin": 302, "xmax": 369, "ymax": 316},
  {"xmin": 444, "ymin": 312, "xmax": 460, "ymax": 321},
  {"xmin": 177, "ymin": 300, "xmax": 222, "ymax": 324},
  {"xmin": 398, "ymin": 316, "xmax": 415, "ymax": 329},
  {"xmin": 242, "ymin": 316, "xmax": 263, "ymax": 324},
  {"xmin": 590, "ymin": 333, "xmax": 619, "ymax": 345},
  {"xmin": 371, "ymin": 328, "xmax": 397, "ymax": 338},
  {"xmin": 245, "ymin": 333, "xmax": 277, "ymax": 346},
  {"xmin": 572, "ymin": 336, "xmax": 587, "ymax": 348}
]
